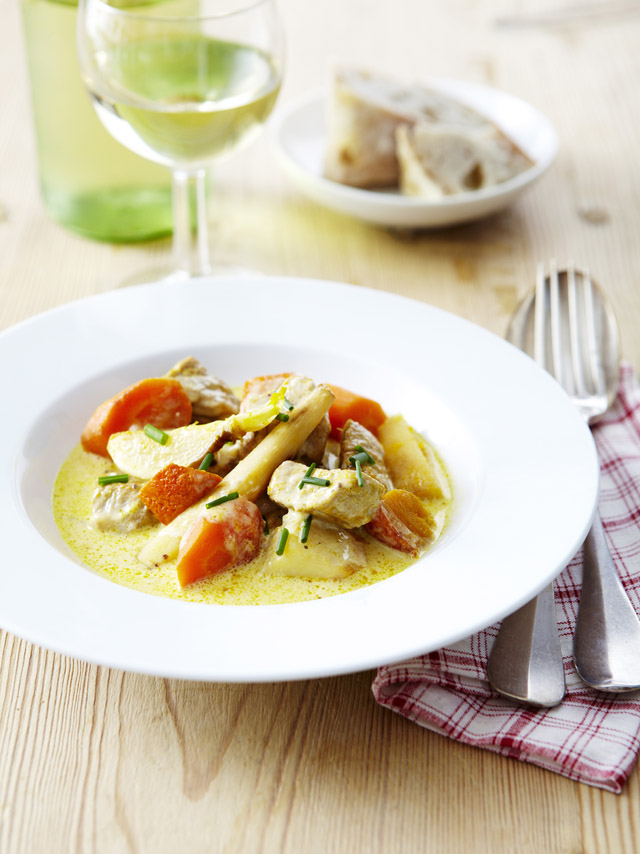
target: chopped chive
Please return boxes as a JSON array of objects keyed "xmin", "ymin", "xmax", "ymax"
[
  {"xmin": 144, "ymin": 424, "xmax": 169, "ymax": 445},
  {"xmin": 283, "ymin": 397, "xmax": 294, "ymax": 411},
  {"xmin": 98, "ymin": 473, "xmax": 129, "ymax": 486},
  {"xmin": 300, "ymin": 515, "xmax": 312, "ymax": 544},
  {"xmin": 300, "ymin": 475, "xmax": 331, "ymax": 487},
  {"xmin": 350, "ymin": 445, "xmax": 375, "ymax": 465},
  {"xmin": 298, "ymin": 462, "xmax": 316, "ymax": 489},
  {"xmin": 276, "ymin": 527, "xmax": 289, "ymax": 555},
  {"xmin": 276, "ymin": 412, "xmax": 290, "ymax": 422},
  {"xmin": 206, "ymin": 491, "xmax": 239, "ymax": 508},
  {"xmin": 355, "ymin": 458, "xmax": 364, "ymax": 487},
  {"xmin": 263, "ymin": 515, "xmax": 270, "ymax": 536},
  {"xmin": 199, "ymin": 452, "xmax": 215, "ymax": 470}
]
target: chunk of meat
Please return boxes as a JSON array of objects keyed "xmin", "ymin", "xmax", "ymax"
[
  {"xmin": 366, "ymin": 489, "xmax": 436, "ymax": 556},
  {"xmin": 139, "ymin": 464, "xmax": 222, "ymax": 525},
  {"xmin": 267, "ymin": 460, "xmax": 384, "ymax": 528},
  {"xmin": 211, "ymin": 431, "xmax": 263, "ymax": 477},
  {"xmin": 339, "ymin": 419, "xmax": 393, "ymax": 490},
  {"xmin": 165, "ymin": 356, "xmax": 240, "ymax": 421},
  {"xmin": 176, "ymin": 496, "xmax": 262, "ymax": 586},
  {"xmin": 263, "ymin": 511, "xmax": 365, "ymax": 579},
  {"xmin": 91, "ymin": 482, "xmax": 156, "ymax": 533},
  {"xmin": 81, "ymin": 378, "xmax": 192, "ymax": 457},
  {"xmin": 255, "ymin": 494, "xmax": 286, "ymax": 533}
]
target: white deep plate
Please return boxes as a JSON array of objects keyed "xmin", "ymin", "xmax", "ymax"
[
  {"xmin": 1, "ymin": 276, "xmax": 597, "ymax": 682},
  {"xmin": 270, "ymin": 81, "xmax": 558, "ymax": 228}
]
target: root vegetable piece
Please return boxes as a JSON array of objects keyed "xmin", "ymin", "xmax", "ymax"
[
  {"xmin": 377, "ymin": 415, "xmax": 451, "ymax": 500},
  {"xmin": 81, "ymin": 378, "xmax": 192, "ymax": 457},
  {"xmin": 176, "ymin": 496, "xmax": 262, "ymax": 586},
  {"xmin": 366, "ymin": 488, "xmax": 436, "ymax": 555},
  {"xmin": 137, "ymin": 384, "xmax": 335, "ymax": 567},
  {"xmin": 107, "ymin": 417, "xmax": 240, "ymax": 480},
  {"xmin": 263, "ymin": 512, "xmax": 365, "ymax": 579},
  {"xmin": 326, "ymin": 385, "xmax": 386, "ymax": 440},
  {"xmin": 139, "ymin": 464, "xmax": 222, "ymax": 525}
]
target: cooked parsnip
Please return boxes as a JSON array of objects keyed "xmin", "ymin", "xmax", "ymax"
[
  {"xmin": 107, "ymin": 418, "xmax": 240, "ymax": 480},
  {"xmin": 378, "ymin": 415, "xmax": 451, "ymax": 500},
  {"xmin": 263, "ymin": 511, "xmax": 365, "ymax": 579},
  {"xmin": 137, "ymin": 384, "xmax": 335, "ymax": 567}
]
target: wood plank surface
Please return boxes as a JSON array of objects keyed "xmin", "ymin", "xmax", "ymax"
[{"xmin": 2, "ymin": 0, "xmax": 640, "ymax": 851}]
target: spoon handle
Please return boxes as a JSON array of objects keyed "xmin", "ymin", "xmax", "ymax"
[
  {"xmin": 487, "ymin": 583, "xmax": 566, "ymax": 707},
  {"xmin": 573, "ymin": 510, "xmax": 640, "ymax": 691}
]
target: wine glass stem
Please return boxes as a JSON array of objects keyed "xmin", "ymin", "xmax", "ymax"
[{"xmin": 172, "ymin": 169, "xmax": 211, "ymax": 277}]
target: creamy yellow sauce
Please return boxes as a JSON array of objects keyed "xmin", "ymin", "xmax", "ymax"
[{"xmin": 53, "ymin": 444, "xmax": 451, "ymax": 606}]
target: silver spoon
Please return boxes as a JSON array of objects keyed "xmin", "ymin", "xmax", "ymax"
[{"xmin": 488, "ymin": 263, "xmax": 640, "ymax": 702}]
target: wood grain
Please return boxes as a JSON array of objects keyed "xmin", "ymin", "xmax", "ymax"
[{"xmin": 2, "ymin": 0, "xmax": 640, "ymax": 850}]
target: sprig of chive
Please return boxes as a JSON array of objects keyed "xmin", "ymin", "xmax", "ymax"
[
  {"xmin": 354, "ymin": 458, "xmax": 364, "ymax": 487},
  {"xmin": 205, "ymin": 491, "xmax": 239, "ymax": 508},
  {"xmin": 198, "ymin": 452, "xmax": 215, "ymax": 471},
  {"xmin": 349, "ymin": 445, "xmax": 376, "ymax": 466},
  {"xmin": 98, "ymin": 473, "xmax": 129, "ymax": 486},
  {"xmin": 144, "ymin": 424, "xmax": 169, "ymax": 445},
  {"xmin": 298, "ymin": 462, "xmax": 316, "ymax": 489},
  {"xmin": 262, "ymin": 515, "xmax": 270, "ymax": 536},
  {"xmin": 276, "ymin": 412, "xmax": 290, "ymax": 422},
  {"xmin": 276, "ymin": 527, "xmax": 289, "ymax": 556},
  {"xmin": 300, "ymin": 515, "xmax": 312, "ymax": 544},
  {"xmin": 300, "ymin": 475, "xmax": 331, "ymax": 487},
  {"xmin": 283, "ymin": 397, "xmax": 294, "ymax": 411}
]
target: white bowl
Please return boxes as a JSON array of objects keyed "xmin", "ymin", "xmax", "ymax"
[
  {"xmin": 0, "ymin": 276, "xmax": 596, "ymax": 681},
  {"xmin": 270, "ymin": 80, "xmax": 558, "ymax": 228}
]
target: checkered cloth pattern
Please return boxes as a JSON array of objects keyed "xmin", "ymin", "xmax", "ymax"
[{"xmin": 372, "ymin": 362, "xmax": 640, "ymax": 793}]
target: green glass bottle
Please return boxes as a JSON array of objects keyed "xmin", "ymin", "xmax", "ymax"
[{"xmin": 21, "ymin": 0, "xmax": 173, "ymax": 243}]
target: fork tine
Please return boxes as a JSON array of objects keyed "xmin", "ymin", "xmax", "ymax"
[
  {"xmin": 533, "ymin": 261, "xmax": 547, "ymax": 368},
  {"xmin": 548, "ymin": 259, "xmax": 564, "ymax": 386},
  {"xmin": 567, "ymin": 262, "xmax": 587, "ymax": 398},
  {"xmin": 582, "ymin": 267, "xmax": 607, "ymax": 396}
]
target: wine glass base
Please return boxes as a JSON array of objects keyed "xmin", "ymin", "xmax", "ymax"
[{"xmin": 114, "ymin": 263, "xmax": 265, "ymax": 289}]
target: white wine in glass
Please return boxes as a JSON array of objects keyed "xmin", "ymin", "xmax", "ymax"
[{"xmin": 77, "ymin": 0, "xmax": 284, "ymax": 280}]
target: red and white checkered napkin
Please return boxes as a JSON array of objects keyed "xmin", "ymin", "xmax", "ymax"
[{"xmin": 372, "ymin": 362, "xmax": 640, "ymax": 793}]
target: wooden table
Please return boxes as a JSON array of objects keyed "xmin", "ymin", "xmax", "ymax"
[{"xmin": 2, "ymin": 0, "xmax": 640, "ymax": 850}]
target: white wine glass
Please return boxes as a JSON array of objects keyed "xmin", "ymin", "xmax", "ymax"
[{"xmin": 77, "ymin": 0, "xmax": 283, "ymax": 281}]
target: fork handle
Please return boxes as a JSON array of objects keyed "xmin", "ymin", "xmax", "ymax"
[
  {"xmin": 486, "ymin": 583, "xmax": 566, "ymax": 707},
  {"xmin": 573, "ymin": 510, "xmax": 640, "ymax": 691}
]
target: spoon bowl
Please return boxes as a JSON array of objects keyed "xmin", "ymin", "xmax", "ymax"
[{"xmin": 507, "ymin": 267, "xmax": 620, "ymax": 419}]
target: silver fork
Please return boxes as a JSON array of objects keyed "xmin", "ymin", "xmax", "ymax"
[{"xmin": 488, "ymin": 261, "xmax": 640, "ymax": 703}]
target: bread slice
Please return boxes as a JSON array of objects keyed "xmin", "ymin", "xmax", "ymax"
[
  {"xmin": 323, "ymin": 68, "xmax": 533, "ymax": 195},
  {"xmin": 397, "ymin": 122, "xmax": 533, "ymax": 198},
  {"xmin": 323, "ymin": 69, "xmax": 487, "ymax": 189}
]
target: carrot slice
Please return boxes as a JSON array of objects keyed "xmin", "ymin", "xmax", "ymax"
[
  {"xmin": 176, "ymin": 495, "xmax": 262, "ymax": 586},
  {"xmin": 81, "ymin": 378, "xmax": 192, "ymax": 457},
  {"xmin": 139, "ymin": 464, "xmax": 222, "ymax": 525},
  {"xmin": 326, "ymin": 385, "xmax": 386, "ymax": 440}
]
